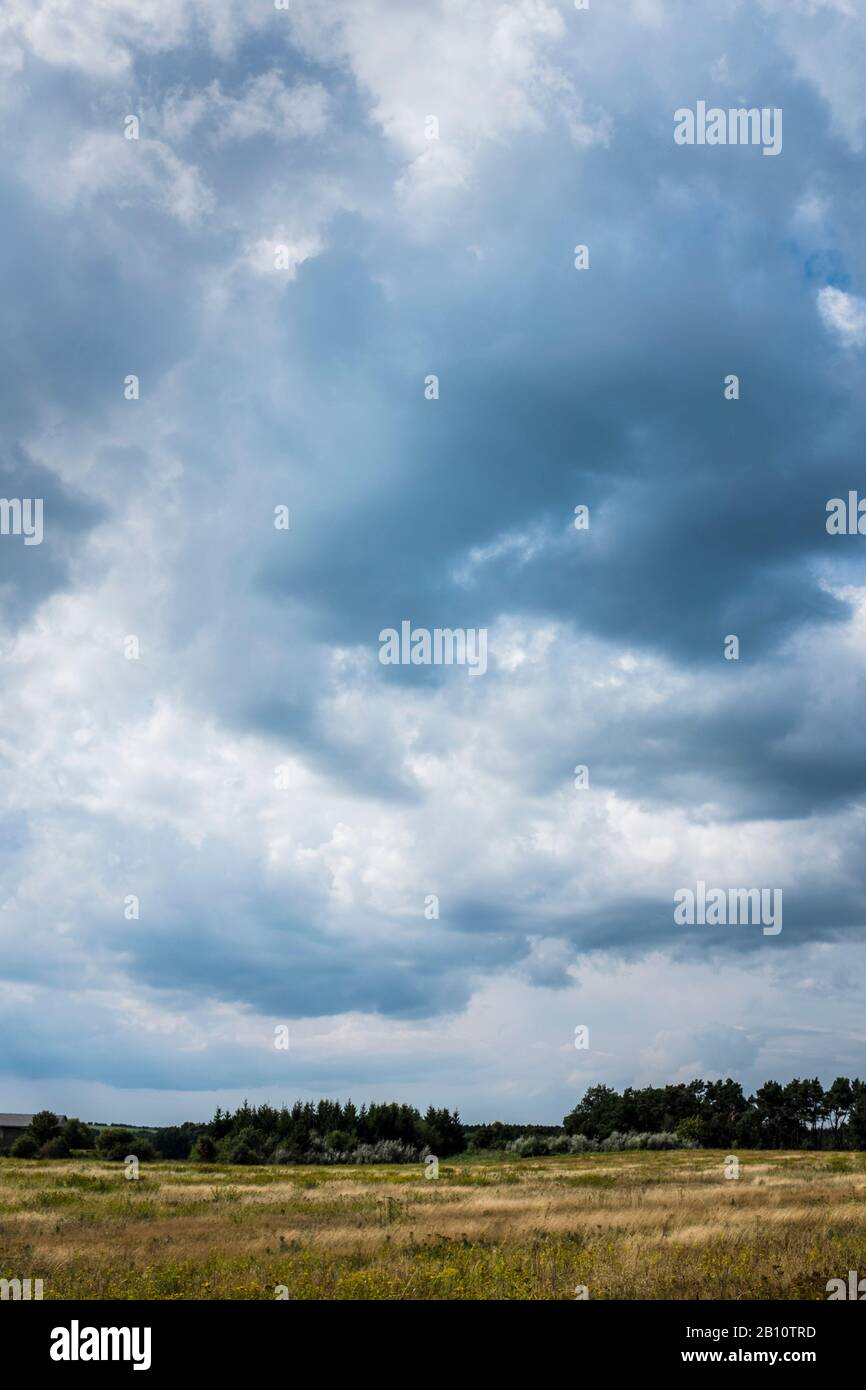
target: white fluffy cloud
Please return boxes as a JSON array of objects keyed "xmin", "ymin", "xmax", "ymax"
[
  {"xmin": 0, "ymin": 0, "xmax": 260, "ymax": 76},
  {"xmin": 817, "ymin": 285, "xmax": 866, "ymax": 347},
  {"xmin": 290, "ymin": 0, "xmax": 610, "ymax": 214}
]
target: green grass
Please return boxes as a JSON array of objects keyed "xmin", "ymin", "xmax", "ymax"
[{"xmin": 2, "ymin": 1149, "xmax": 865, "ymax": 1299}]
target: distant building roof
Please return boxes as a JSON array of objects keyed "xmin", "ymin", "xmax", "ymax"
[{"xmin": 0, "ymin": 1114, "xmax": 35, "ymax": 1127}]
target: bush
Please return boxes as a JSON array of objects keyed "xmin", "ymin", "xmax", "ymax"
[
  {"xmin": 675, "ymin": 1116, "xmax": 705, "ymax": 1146},
  {"xmin": 190, "ymin": 1135, "xmax": 218, "ymax": 1163},
  {"xmin": 350, "ymin": 1140, "xmax": 420, "ymax": 1164},
  {"xmin": 220, "ymin": 1127, "xmax": 265, "ymax": 1165},
  {"xmin": 504, "ymin": 1134, "xmax": 551, "ymax": 1158},
  {"xmin": 95, "ymin": 1128, "xmax": 157, "ymax": 1162},
  {"xmin": 545, "ymin": 1135, "xmax": 572, "ymax": 1155},
  {"xmin": 39, "ymin": 1135, "xmax": 71, "ymax": 1159},
  {"xmin": 10, "ymin": 1133, "xmax": 38, "ymax": 1158},
  {"xmin": 271, "ymin": 1139, "xmax": 420, "ymax": 1166},
  {"xmin": 599, "ymin": 1130, "xmax": 691, "ymax": 1151},
  {"xmin": 505, "ymin": 1130, "xmax": 694, "ymax": 1157},
  {"xmin": 565, "ymin": 1134, "xmax": 598, "ymax": 1153},
  {"xmin": 62, "ymin": 1118, "xmax": 95, "ymax": 1150},
  {"xmin": 505, "ymin": 1133, "xmax": 586, "ymax": 1157},
  {"xmin": 599, "ymin": 1131, "xmax": 628, "ymax": 1151},
  {"xmin": 325, "ymin": 1129, "xmax": 355, "ymax": 1153},
  {"xmin": 649, "ymin": 1130, "xmax": 694, "ymax": 1149}
]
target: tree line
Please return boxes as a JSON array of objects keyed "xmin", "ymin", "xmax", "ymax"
[
  {"xmin": 3, "ymin": 1100, "xmax": 465, "ymax": 1165},
  {"xmin": 563, "ymin": 1078, "xmax": 866, "ymax": 1150},
  {"xmin": 6, "ymin": 1077, "xmax": 866, "ymax": 1164}
]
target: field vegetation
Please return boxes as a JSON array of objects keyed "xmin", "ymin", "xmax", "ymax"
[{"xmin": 2, "ymin": 1149, "xmax": 865, "ymax": 1300}]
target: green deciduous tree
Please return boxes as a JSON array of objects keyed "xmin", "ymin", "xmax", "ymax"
[{"xmin": 29, "ymin": 1111, "xmax": 62, "ymax": 1147}]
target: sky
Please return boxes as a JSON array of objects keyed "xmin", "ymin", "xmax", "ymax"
[{"xmin": 1, "ymin": 0, "xmax": 866, "ymax": 1126}]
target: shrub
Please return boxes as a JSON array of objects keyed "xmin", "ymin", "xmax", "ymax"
[
  {"xmin": 599, "ymin": 1130, "xmax": 691, "ymax": 1151},
  {"xmin": 505, "ymin": 1133, "xmax": 593, "ymax": 1157},
  {"xmin": 220, "ymin": 1127, "xmax": 265, "ymax": 1165},
  {"xmin": 190, "ymin": 1134, "xmax": 218, "ymax": 1163},
  {"xmin": 623, "ymin": 1133, "xmax": 646, "ymax": 1150},
  {"xmin": 40, "ymin": 1135, "xmax": 71, "ymax": 1159},
  {"xmin": 350, "ymin": 1140, "xmax": 420, "ymax": 1164},
  {"xmin": 649, "ymin": 1130, "xmax": 693, "ymax": 1149},
  {"xmin": 505, "ymin": 1130, "xmax": 694, "ymax": 1157},
  {"xmin": 504, "ymin": 1135, "xmax": 550, "ymax": 1158},
  {"xmin": 96, "ymin": 1128, "xmax": 157, "ymax": 1162},
  {"xmin": 675, "ymin": 1116, "xmax": 705, "ymax": 1146},
  {"xmin": 10, "ymin": 1133, "xmax": 38, "ymax": 1158},
  {"xmin": 325, "ymin": 1129, "xmax": 355, "ymax": 1153},
  {"xmin": 272, "ymin": 1139, "xmax": 420, "ymax": 1165},
  {"xmin": 271, "ymin": 1147, "xmax": 303, "ymax": 1165},
  {"xmin": 546, "ymin": 1135, "xmax": 572, "ymax": 1155},
  {"xmin": 566, "ymin": 1134, "xmax": 599, "ymax": 1153},
  {"xmin": 62, "ymin": 1118, "xmax": 95, "ymax": 1150},
  {"xmin": 600, "ymin": 1130, "xmax": 628, "ymax": 1151}
]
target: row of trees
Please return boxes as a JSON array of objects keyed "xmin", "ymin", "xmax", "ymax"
[
  {"xmin": 9, "ymin": 1079, "xmax": 866, "ymax": 1164},
  {"xmin": 563, "ymin": 1078, "xmax": 866, "ymax": 1149},
  {"xmin": 465, "ymin": 1122, "xmax": 563, "ymax": 1151},
  {"xmin": 5, "ymin": 1101, "xmax": 465, "ymax": 1164},
  {"xmin": 192, "ymin": 1099, "xmax": 466, "ymax": 1164},
  {"xmin": 6, "ymin": 1113, "xmax": 145, "ymax": 1160}
]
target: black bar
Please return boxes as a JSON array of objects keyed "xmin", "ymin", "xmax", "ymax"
[{"xmin": 4, "ymin": 1298, "xmax": 860, "ymax": 1375}]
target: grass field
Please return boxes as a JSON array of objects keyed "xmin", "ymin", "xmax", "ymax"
[{"xmin": 2, "ymin": 1149, "xmax": 865, "ymax": 1300}]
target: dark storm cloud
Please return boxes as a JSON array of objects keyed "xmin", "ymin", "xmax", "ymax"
[{"xmin": 1, "ymin": 0, "xmax": 866, "ymax": 1112}]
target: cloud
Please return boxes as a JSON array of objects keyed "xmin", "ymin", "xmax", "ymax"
[
  {"xmin": 214, "ymin": 73, "xmax": 329, "ymax": 144},
  {"xmin": 759, "ymin": 0, "xmax": 866, "ymax": 149},
  {"xmin": 1, "ymin": 0, "xmax": 866, "ymax": 1120},
  {"xmin": 241, "ymin": 233, "xmax": 325, "ymax": 280},
  {"xmin": 817, "ymin": 285, "xmax": 866, "ymax": 346},
  {"xmin": 30, "ymin": 131, "xmax": 214, "ymax": 225},
  {"xmin": 290, "ymin": 0, "xmax": 610, "ymax": 217},
  {"xmin": 158, "ymin": 73, "xmax": 330, "ymax": 147},
  {"xmin": 0, "ymin": 0, "xmax": 261, "ymax": 77}
]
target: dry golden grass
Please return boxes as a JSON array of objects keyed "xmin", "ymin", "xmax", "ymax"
[{"xmin": 1, "ymin": 1149, "xmax": 865, "ymax": 1299}]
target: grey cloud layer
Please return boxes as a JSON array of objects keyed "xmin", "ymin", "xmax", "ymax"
[{"xmin": 1, "ymin": 0, "xmax": 865, "ymax": 1113}]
